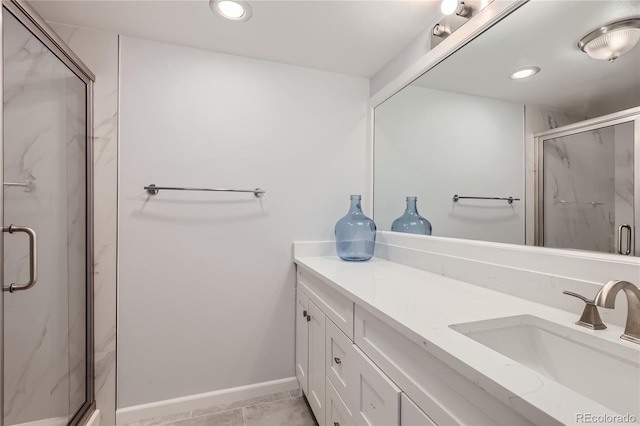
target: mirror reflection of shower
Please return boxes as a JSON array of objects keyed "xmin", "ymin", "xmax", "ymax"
[{"xmin": 536, "ymin": 111, "xmax": 638, "ymax": 256}]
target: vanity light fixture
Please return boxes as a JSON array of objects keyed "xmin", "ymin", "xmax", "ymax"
[
  {"xmin": 510, "ymin": 66, "xmax": 540, "ymax": 80},
  {"xmin": 210, "ymin": 0, "xmax": 253, "ymax": 22},
  {"xmin": 578, "ymin": 18, "xmax": 640, "ymax": 62},
  {"xmin": 440, "ymin": 0, "xmax": 471, "ymax": 17}
]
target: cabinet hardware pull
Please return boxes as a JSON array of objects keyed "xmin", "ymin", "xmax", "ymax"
[
  {"xmin": 334, "ymin": 357, "xmax": 341, "ymax": 364},
  {"xmin": 303, "ymin": 310, "xmax": 307, "ymax": 318},
  {"xmin": 306, "ymin": 314, "xmax": 311, "ymax": 322},
  {"xmin": 334, "ymin": 423, "xmax": 340, "ymax": 426}
]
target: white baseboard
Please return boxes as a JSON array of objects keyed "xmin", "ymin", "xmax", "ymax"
[{"xmin": 115, "ymin": 377, "xmax": 298, "ymax": 425}]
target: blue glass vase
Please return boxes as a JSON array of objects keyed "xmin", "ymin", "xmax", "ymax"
[
  {"xmin": 335, "ymin": 195, "xmax": 376, "ymax": 261},
  {"xmin": 391, "ymin": 196, "xmax": 432, "ymax": 235}
]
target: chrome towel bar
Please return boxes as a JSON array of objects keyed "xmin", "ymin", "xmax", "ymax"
[
  {"xmin": 144, "ymin": 184, "xmax": 265, "ymax": 198},
  {"xmin": 4, "ymin": 180, "xmax": 33, "ymax": 192},
  {"xmin": 452, "ymin": 194, "xmax": 520, "ymax": 204}
]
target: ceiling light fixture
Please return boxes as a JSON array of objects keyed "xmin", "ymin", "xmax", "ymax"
[
  {"xmin": 578, "ymin": 18, "xmax": 640, "ymax": 62},
  {"xmin": 510, "ymin": 67, "xmax": 541, "ymax": 80},
  {"xmin": 210, "ymin": 0, "xmax": 252, "ymax": 22}
]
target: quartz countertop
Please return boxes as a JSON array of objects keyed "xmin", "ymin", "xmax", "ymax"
[{"xmin": 294, "ymin": 255, "xmax": 640, "ymax": 425}]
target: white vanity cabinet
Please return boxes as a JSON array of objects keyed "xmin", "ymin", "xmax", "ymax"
[
  {"xmin": 354, "ymin": 306, "xmax": 533, "ymax": 426},
  {"xmin": 297, "ymin": 267, "xmax": 402, "ymax": 426},
  {"xmin": 296, "ymin": 264, "xmax": 541, "ymax": 426},
  {"xmin": 297, "ymin": 269, "xmax": 402, "ymax": 426},
  {"xmin": 296, "ymin": 269, "xmax": 355, "ymax": 426}
]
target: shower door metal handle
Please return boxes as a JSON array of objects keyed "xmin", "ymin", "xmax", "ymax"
[
  {"xmin": 3, "ymin": 225, "xmax": 38, "ymax": 292},
  {"xmin": 618, "ymin": 224, "xmax": 632, "ymax": 255}
]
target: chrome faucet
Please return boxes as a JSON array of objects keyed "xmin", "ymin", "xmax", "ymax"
[{"xmin": 594, "ymin": 280, "xmax": 640, "ymax": 344}]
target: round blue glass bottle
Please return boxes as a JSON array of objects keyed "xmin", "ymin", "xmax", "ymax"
[
  {"xmin": 391, "ymin": 196, "xmax": 432, "ymax": 235},
  {"xmin": 335, "ymin": 195, "xmax": 376, "ymax": 261}
]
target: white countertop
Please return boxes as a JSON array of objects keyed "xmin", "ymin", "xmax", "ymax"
[{"xmin": 294, "ymin": 255, "xmax": 640, "ymax": 425}]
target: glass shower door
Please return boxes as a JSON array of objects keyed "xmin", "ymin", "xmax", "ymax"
[
  {"xmin": 2, "ymin": 7, "xmax": 88, "ymax": 426},
  {"xmin": 539, "ymin": 116, "xmax": 638, "ymax": 255}
]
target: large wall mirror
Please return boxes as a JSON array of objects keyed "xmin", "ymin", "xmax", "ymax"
[{"xmin": 374, "ymin": 0, "xmax": 640, "ymax": 256}]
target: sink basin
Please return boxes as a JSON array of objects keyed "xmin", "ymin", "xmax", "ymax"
[{"xmin": 450, "ymin": 315, "xmax": 640, "ymax": 417}]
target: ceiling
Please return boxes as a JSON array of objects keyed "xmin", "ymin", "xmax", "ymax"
[
  {"xmin": 30, "ymin": 0, "xmax": 443, "ymax": 78},
  {"xmin": 411, "ymin": 0, "xmax": 640, "ymax": 117}
]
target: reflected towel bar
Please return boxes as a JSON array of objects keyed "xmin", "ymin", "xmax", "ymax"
[
  {"xmin": 4, "ymin": 180, "xmax": 33, "ymax": 192},
  {"xmin": 144, "ymin": 184, "xmax": 265, "ymax": 198},
  {"xmin": 555, "ymin": 199, "xmax": 605, "ymax": 207},
  {"xmin": 452, "ymin": 194, "xmax": 520, "ymax": 204}
]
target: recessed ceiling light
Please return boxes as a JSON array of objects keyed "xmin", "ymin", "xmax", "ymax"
[
  {"xmin": 510, "ymin": 67, "xmax": 541, "ymax": 80},
  {"xmin": 210, "ymin": 0, "xmax": 252, "ymax": 22}
]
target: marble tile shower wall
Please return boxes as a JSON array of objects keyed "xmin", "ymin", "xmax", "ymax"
[
  {"xmin": 524, "ymin": 106, "xmax": 588, "ymax": 244},
  {"xmin": 543, "ymin": 126, "xmax": 616, "ymax": 252},
  {"xmin": 51, "ymin": 23, "xmax": 120, "ymax": 426},
  {"xmin": 3, "ymin": 13, "xmax": 84, "ymax": 424}
]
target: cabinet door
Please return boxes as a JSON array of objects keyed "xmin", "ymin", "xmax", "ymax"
[
  {"xmin": 352, "ymin": 346, "xmax": 401, "ymax": 426},
  {"xmin": 296, "ymin": 289, "xmax": 310, "ymax": 395},
  {"xmin": 308, "ymin": 300, "xmax": 326, "ymax": 426},
  {"xmin": 401, "ymin": 394, "xmax": 436, "ymax": 426},
  {"xmin": 327, "ymin": 376, "xmax": 355, "ymax": 426}
]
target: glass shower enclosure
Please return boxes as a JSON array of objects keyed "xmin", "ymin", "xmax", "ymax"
[
  {"xmin": 535, "ymin": 108, "xmax": 640, "ymax": 256},
  {"xmin": 1, "ymin": 2, "xmax": 95, "ymax": 425}
]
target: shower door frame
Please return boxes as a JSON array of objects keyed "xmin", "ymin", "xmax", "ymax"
[
  {"xmin": 534, "ymin": 106, "xmax": 640, "ymax": 256},
  {"xmin": 0, "ymin": 1, "xmax": 96, "ymax": 425}
]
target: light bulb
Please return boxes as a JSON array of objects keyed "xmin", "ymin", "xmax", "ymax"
[
  {"xmin": 441, "ymin": 0, "xmax": 459, "ymax": 16},
  {"xmin": 217, "ymin": 1, "xmax": 245, "ymax": 19}
]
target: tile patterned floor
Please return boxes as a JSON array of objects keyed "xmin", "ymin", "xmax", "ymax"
[{"xmin": 126, "ymin": 390, "xmax": 316, "ymax": 426}]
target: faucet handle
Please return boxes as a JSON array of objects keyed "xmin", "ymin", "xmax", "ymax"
[{"xmin": 563, "ymin": 291, "xmax": 607, "ymax": 330}]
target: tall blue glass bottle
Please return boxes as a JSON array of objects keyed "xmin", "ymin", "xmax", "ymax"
[
  {"xmin": 335, "ymin": 195, "xmax": 376, "ymax": 261},
  {"xmin": 391, "ymin": 196, "xmax": 432, "ymax": 235}
]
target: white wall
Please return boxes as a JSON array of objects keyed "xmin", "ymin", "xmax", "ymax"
[
  {"xmin": 374, "ymin": 85, "xmax": 524, "ymax": 244},
  {"xmin": 118, "ymin": 36, "xmax": 368, "ymax": 408}
]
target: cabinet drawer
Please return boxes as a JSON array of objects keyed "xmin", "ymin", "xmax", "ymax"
[
  {"xmin": 298, "ymin": 268, "xmax": 354, "ymax": 339},
  {"xmin": 401, "ymin": 394, "xmax": 436, "ymax": 426},
  {"xmin": 352, "ymin": 345, "xmax": 401, "ymax": 426},
  {"xmin": 326, "ymin": 318, "xmax": 355, "ymax": 403},
  {"xmin": 354, "ymin": 306, "xmax": 534, "ymax": 426},
  {"xmin": 327, "ymin": 376, "xmax": 355, "ymax": 426}
]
